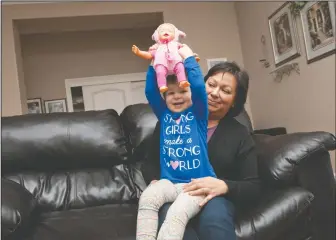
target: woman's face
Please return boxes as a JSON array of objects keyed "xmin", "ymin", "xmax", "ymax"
[{"xmin": 205, "ymin": 72, "xmax": 237, "ymax": 119}]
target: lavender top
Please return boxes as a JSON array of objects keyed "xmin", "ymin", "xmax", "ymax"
[{"xmin": 207, "ymin": 125, "xmax": 218, "ymax": 142}]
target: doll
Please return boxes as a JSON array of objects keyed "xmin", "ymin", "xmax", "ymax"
[{"xmin": 132, "ymin": 23, "xmax": 194, "ymax": 93}]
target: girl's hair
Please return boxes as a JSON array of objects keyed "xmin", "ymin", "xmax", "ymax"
[
  {"xmin": 162, "ymin": 75, "xmax": 178, "ymax": 99},
  {"xmin": 166, "ymin": 74, "xmax": 178, "ymax": 85},
  {"xmin": 204, "ymin": 61, "xmax": 249, "ymax": 118}
]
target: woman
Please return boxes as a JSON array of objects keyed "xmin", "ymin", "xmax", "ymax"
[{"xmin": 141, "ymin": 46, "xmax": 261, "ymax": 240}]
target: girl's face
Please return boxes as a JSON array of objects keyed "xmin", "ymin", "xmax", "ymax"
[{"xmin": 165, "ymin": 82, "xmax": 192, "ymax": 113}]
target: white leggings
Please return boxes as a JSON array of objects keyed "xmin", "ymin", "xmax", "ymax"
[{"xmin": 136, "ymin": 179, "xmax": 204, "ymax": 240}]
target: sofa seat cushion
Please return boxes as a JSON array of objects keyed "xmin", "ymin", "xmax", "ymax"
[
  {"xmin": 26, "ymin": 204, "xmax": 138, "ymax": 240},
  {"xmin": 4, "ymin": 164, "xmax": 138, "ymax": 212},
  {"xmin": 25, "ymin": 188, "xmax": 313, "ymax": 240}
]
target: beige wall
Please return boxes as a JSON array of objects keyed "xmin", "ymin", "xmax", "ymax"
[
  {"xmin": 14, "ymin": 22, "xmax": 28, "ymax": 115},
  {"xmin": 235, "ymin": 2, "xmax": 335, "ymax": 170},
  {"xmin": 2, "ymin": 2, "xmax": 244, "ymax": 116},
  {"xmin": 22, "ymin": 28, "xmax": 155, "ymax": 100},
  {"xmin": 2, "ymin": 11, "xmax": 27, "ymax": 115}
]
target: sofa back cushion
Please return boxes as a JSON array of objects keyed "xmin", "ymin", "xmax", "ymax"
[
  {"xmin": 120, "ymin": 104, "xmax": 158, "ymax": 162},
  {"xmin": 120, "ymin": 104, "xmax": 254, "ymax": 158},
  {"xmin": 2, "ymin": 109, "xmax": 137, "ymax": 211},
  {"xmin": 2, "ymin": 109, "xmax": 129, "ymax": 174}
]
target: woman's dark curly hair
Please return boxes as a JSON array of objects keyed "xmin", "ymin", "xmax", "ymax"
[{"xmin": 204, "ymin": 61, "xmax": 249, "ymax": 118}]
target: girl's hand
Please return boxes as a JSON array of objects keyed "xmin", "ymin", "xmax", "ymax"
[
  {"xmin": 183, "ymin": 177, "xmax": 228, "ymax": 207},
  {"xmin": 178, "ymin": 44, "xmax": 194, "ymax": 60},
  {"xmin": 194, "ymin": 53, "xmax": 200, "ymax": 62}
]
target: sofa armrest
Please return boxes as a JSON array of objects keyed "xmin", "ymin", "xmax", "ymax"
[
  {"xmin": 235, "ymin": 187, "xmax": 314, "ymax": 240},
  {"xmin": 1, "ymin": 178, "xmax": 37, "ymax": 238},
  {"xmin": 254, "ymin": 131, "xmax": 336, "ymax": 240},
  {"xmin": 254, "ymin": 131, "xmax": 336, "ymax": 186}
]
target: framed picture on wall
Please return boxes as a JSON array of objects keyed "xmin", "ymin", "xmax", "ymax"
[
  {"xmin": 44, "ymin": 99, "xmax": 67, "ymax": 113},
  {"xmin": 268, "ymin": 2, "xmax": 301, "ymax": 67},
  {"xmin": 300, "ymin": 1, "xmax": 335, "ymax": 64},
  {"xmin": 27, "ymin": 98, "xmax": 43, "ymax": 114},
  {"xmin": 206, "ymin": 58, "xmax": 228, "ymax": 70}
]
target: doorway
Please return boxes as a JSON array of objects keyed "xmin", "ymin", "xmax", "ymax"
[{"xmin": 65, "ymin": 72, "xmax": 147, "ymax": 114}]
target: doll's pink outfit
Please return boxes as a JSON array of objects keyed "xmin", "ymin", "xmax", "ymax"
[
  {"xmin": 149, "ymin": 26, "xmax": 188, "ymax": 90},
  {"xmin": 149, "ymin": 41, "xmax": 186, "ymax": 89}
]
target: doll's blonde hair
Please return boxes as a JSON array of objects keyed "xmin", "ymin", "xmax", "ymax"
[{"xmin": 151, "ymin": 23, "xmax": 186, "ymax": 42}]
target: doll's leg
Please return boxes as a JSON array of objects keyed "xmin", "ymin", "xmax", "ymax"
[
  {"xmin": 157, "ymin": 191, "xmax": 204, "ymax": 240},
  {"xmin": 155, "ymin": 64, "xmax": 169, "ymax": 93},
  {"xmin": 136, "ymin": 179, "xmax": 179, "ymax": 240},
  {"xmin": 174, "ymin": 62, "xmax": 190, "ymax": 89}
]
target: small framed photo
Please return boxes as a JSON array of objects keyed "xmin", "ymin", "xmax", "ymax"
[
  {"xmin": 268, "ymin": 2, "xmax": 301, "ymax": 67},
  {"xmin": 207, "ymin": 58, "xmax": 228, "ymax": 70},
  {"xmin": 44, "ymin": 99, "xmax": 67, "ymax": 113},
  {"xmin": 27, "ymin": 98, "xmax": 43, "ymax": 114},
  {"xmin": 300, "ymin": 1, "xmax": 335, "ymax": 64}
]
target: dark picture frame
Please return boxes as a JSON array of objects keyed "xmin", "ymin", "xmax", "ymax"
[
  {"xmin": 268, "ymin": 2, "xmax": 301, "ymax": 67},
  {"xmin": 27, "ymin": 98, "xmax": 43, "ymax": 114},
  {"xmin": 44, "ymin": 98, "xmax": 67, "ymax": 113},
  {"xmin": 300, "ymin": 1, "xmax": 336, "ymax": 64}
]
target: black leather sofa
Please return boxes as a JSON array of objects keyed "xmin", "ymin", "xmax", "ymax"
[{"xmin": 2, "ymin": 104, "xmax": 335, "ymax": 240}]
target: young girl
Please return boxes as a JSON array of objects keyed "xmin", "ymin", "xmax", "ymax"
[{"xmin": 136, "ymin": 45, "xmax": 216, "ymax": 240}]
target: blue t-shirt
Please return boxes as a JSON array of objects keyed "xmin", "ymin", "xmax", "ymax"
[{"xmin": 145, "ymin": 56, "xmax": 216, "ymax": 183}]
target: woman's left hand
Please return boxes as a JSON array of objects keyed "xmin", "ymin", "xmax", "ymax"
[{"xmin": 183, "ymin": 177, "xmax": 229, "ymax": 207}]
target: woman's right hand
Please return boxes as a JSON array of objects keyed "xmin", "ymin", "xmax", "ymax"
[{"xmin": 183, "ymin": 177, "xmax": 228, "ymax": 207}]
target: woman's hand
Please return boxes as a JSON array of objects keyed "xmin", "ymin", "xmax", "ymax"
[
  {"xmin": 183, "ymin": 177, "xmax": 228, "ymax": 207},
  {"xmin": 178, "ymin": 44, "xmax": 194, "ymax": 60}
]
